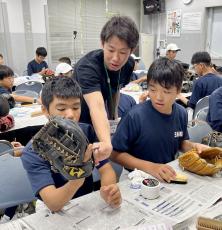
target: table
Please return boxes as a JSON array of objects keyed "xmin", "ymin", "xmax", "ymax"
[
  {"xmin": 2, "ymin": 160, "xmax": 221, "ymax": 229},
  {"xmin": 0, "ymin": 105, "xmax": 47, "ymax": 145},
  {"xmin": 121, "ymin": 90, "xmax": 192, "ymax": 105}
]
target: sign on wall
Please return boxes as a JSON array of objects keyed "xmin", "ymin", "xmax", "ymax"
[
  {"xmin": 167, "ymin": 9, "xmax": 181, "ymax": 37},
  {"xmin": 182, "ymin": 12, "xmax": 201, "ymax": 31}
]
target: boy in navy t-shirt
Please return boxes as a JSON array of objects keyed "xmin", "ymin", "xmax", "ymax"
[
  {"xmin": 177, "ymin": 51, "xmax": 222, "ymax": 109},
  {"xmin": 27, "ymin": 47, "xmax": 48, "ymax": 76},
  {"xmin": 111, "ymin": 58, "xmax": 209, "ymax": 183},
  {"xmin": 21, "ymin": 76, "xmax": 121, "ymax": 212},
  {"xmin": 207, "ymin": 86, "xmax": 222, "ymax": 132}
]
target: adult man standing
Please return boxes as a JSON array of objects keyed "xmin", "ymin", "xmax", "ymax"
[
  {"xmin": 74, "ymin": 16, "xmax": 139, "ymax": 161},
  {"xmin": 166, "ymin": 43, "xmax": 181, "ymax": 60}
]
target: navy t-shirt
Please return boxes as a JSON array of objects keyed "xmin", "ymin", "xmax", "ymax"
[
  {"xmin": 207, "ymin": 86, "xmax": 222, "ymax": 132},
  {"xmin": 112, "ymin": 100, "xmax": 189, "ymax": 165},
  {"xmin": 188, "ymin": 73, "xmax": 222, "ymax": 109},
  {"xmin": 27, "ymin": 59, "xmax": 48, "ymax": 76},
  {"xmin": 21, "ymin": 122, "xmax": 108, "ymax": 199},
  {"xmin": 0, "ymin": 86, "xmax": 11, "ymax": 95},
  {"xmin": 118, "ymin": 93, "xmax": 136, "ymax": 118},
  {"xmin": 74, "ymin": 49, "xmax": 135, "ymax": 123}
]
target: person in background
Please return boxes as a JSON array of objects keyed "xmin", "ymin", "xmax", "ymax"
[
  {"xmin": 55, "ymin": 62, "xmax": 73, "ymax": 77},
  {"xmin": 130, "ymin": 54, "xmax": 147, "ymax": 84},
  {"xmin": 0, "ymin": 53, "xmax": 4, "ymax": 65},
  {"xmin": 166, "ymin": 43, "xmax": 181, "ymax": 61},
  {"xmin": 0, "ymin": 65, "xmax": 39, "ymax": 104},
  {"xmin": 21, "ymin": 76, "xmax": 121, "ymax": 213},
  {"xmin": 58, "ymin": 57, "xmax": 72, "ymax": 66},
  {"xmin": 207, "ymin": 86, "xmax": 222, "ymax": 132},
  {"xmin": 177, "ymin": 51, "xmax": 222, "ymax": 109},
  {"xmin": 111, "ymin": 58, "xmax": 208, "ymax": 182},
  {"xmin": 27, "ymin": 47, "xmax": 48, "ymax": 76},
  {"xmin": 118, "ymin": 93, "xmax": 136, "ymax": 118},
  {"xmin": 74, "ymin": 16, "xmax": 139, "ymax": 162}
]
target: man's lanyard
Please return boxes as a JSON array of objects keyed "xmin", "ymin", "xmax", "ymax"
[{"xmin": 104, "ymin": 63, "xmax": 121, "ymax": 120}]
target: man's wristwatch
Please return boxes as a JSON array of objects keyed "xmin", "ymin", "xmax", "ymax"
[{"xmin": 33, "ymin": 98, "xmax": 37, "ymax": 104}]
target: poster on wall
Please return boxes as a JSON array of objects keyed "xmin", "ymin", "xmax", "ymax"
[
  {"xmin": 167, "ymin": 9, "xmax": 181, "ymax": 37},
  {"xmin": 182, "ymin": 12, "xmax": 201, "ymax": 31}
]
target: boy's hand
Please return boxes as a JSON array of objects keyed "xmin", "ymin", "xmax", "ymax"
[
  {"xmin": 139, "ymin": 91, "xmax": 149, "ymax": 103},
  {"xmin": 100, "ymin": 184, "xmax": 122, "ymax": 208},
  {"xmin": 148, "ymin": 163, "xmax": 176, "ymax": 183},
  {"xmin": 193, "ymin": 143, "xmax": 210, "ymax": 154},
  {"xmin": 11, "ymin": 141, "xmax": 23, "ymax": 157},
  {"xmin": 92, "ymin": 142, "xmax": 112, "ymax": 164}
]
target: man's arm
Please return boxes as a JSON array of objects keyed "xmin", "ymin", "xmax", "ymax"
[
  {"xmin": 111, "ymin": 151, "xmax": 176, "ymax": 182},
  {"xmin": 39, "ymin": 179, "xmax": 84, "ymax": 212},
  {"xmin": 84, "ymin": 91, "xmax": 112, "ymax": 160}
]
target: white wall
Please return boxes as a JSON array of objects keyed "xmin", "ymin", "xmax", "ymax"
[{"xmin": 141, "ymin": 0, "xmax": 222, "ymax": 65}]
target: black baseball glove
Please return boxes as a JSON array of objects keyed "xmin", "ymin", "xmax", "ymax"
[{"xmin": 32, "ymin": 116, "xmax": 94, "ymax": 180}]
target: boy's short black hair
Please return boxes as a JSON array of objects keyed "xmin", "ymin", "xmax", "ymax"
[
  {"xmin": 147, "ymin": 58, "xmax": 184, "ymax": 91},
  {"xmin": 41, "ymin": 76, "xmax": 82, "ymax": 111},
  {"xmin": 36, "ymin": 47, "xmax": 47, "ymax": 57},
  {"xmin": 0, "ymin": 65, "xmax": 14, "ymax": 80},
  {"xmin": 58, "ymin": 57, "xmax": 71, "ymax": 65},
  {"xmin": 191, "ymin": 51, "xmax": 211, "ymax": 66},
  {"xmin": 100, "ymin": 16, "xmax": 139, "ymax": 49}
]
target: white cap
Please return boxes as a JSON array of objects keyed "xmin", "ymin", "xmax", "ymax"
[
  {"xmin": 166, "ymin": 43, "xmax": 181, "ymax": 52},
  {"xmin": 131, "ymin": 54, "xmax": 141, "ymax": 60},
  {"xmin": 55, "ymin": 63, "xmax": 73, "ymax": 76}
]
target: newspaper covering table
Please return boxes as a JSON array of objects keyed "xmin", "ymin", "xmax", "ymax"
[{"xmin": 1, "ymin": 160, "xmax": 221, "ymax": 229}]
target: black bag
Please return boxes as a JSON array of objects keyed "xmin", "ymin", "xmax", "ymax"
[{"xmin": 202, "ymin": 131, "xmax": 222, "ymax": 147}]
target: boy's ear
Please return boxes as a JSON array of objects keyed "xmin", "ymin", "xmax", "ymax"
[
  {"xmin": 41, "ymin": 105, "xmax": 49, "ymax": 117},
  {"xmin": 100, "ymin": 40, "xmax": 105, "ymax": 48},
  {"xmin": 177, "ymin": 87, "xmax": 182, "ymax": 94},
  {"xmin": 130, "ymin": 48, "xmax": 136, "ymax": 54}
]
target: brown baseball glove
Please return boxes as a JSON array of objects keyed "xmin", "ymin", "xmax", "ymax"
[{"xmin": 178, "ymin": 147, "xmax": 222, "ymax": 176}]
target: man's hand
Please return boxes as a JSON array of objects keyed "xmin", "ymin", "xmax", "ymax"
[
  {"xmin": 100, "ymin": 184, "xmax": 122, "ymax": 208},
  {"xmin": 148, "ymin": 163, "xmax": 176, "ymax": 183},
  {"xmin": 92, "ymin": 142, "xmax": 113, "ymax": 164}
]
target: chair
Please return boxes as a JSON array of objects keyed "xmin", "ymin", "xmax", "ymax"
[
  {"xmin": 0, "ymin": 140, "xmax": 35, "ymax": 209},
  {"xmin": 0, "ymin": 140, "xmax": 13, "ymax": 156},
  {"xmin": 15, "ymin": 81, "xmax": 43, "ymax": 95},
  {"xmin": 188, "ymin": 122, "xmax": 213, "ymax": 143},
  {"xmin": 13, "ymin": 90, "xmax": 39, "ymax": 98},
  {"xmin": 92, "ymin": 161, "xmax": 123, "ymax": 183},
  {"xmin": 192, "ymin": 96, "xmax": 209, "ymax": 120},
  {"xmin": 195, "ymin": 107, "xmax": 209, "ymax": 121}
]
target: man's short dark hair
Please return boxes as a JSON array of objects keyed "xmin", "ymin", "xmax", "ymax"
[
  {"xmin": 59, "ymin": 57, "xmax": 71, "ymax": 65},
  {"xmin": 191, "ymin": 51, "xmax": 211, "ymax": 66},
  {"xmin": 100, "ymin": 16, "xmax": 139, "ymax": 49},
  {"xmin": 36, "ymin": 47, "xmax": 47, "ymax": 57},
  {"xmin": 41, "ymin": 76, "xmax": 82, "ymax": 111},
  {"xmin": 147, "ymin": 58, "xmax": 184, "ymax": 91},
  {"xmin": 0, "ymin": 53, "xmax": 3, "ymax": 58},
  {"xmin": 0, "ymin": 65, "xmax": 14, "ymax": 80}
]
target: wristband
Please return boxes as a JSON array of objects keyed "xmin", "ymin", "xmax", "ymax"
[{"xmin": 33, "ymin": 98, "xmax": 37, "ymax": 104}]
